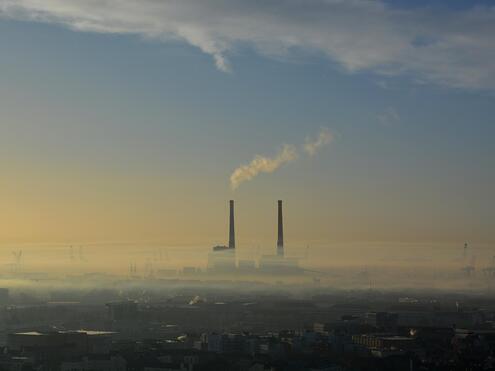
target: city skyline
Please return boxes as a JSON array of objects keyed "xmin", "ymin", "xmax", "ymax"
[{"xmin": 2, "ymin": 5, "xmax": 495, "ymax": 369}]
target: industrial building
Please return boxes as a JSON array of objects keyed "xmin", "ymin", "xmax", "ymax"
[
  {"xmin": 207, "ymin": 200, "xmax": 237, "ymax": 272},
  {"xmin": 7, "ymin": 330, "xmax": 115, "ymax": 361},
  {"xmin": 258, "ymin": 200, "xmax": 302, "ymax": 274},
  {"xmin": 207, "ymin": 200, "xmax": 303, "ymax": 276}
]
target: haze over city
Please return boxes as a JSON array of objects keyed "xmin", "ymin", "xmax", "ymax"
[{"xmin": 0, "ymin": 2, "xmax": 495, "ymax": 370}]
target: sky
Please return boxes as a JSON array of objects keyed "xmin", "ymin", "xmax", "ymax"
[{"xmin": 0, "ymin": 0, "xmax": 494, "ymax": 250}]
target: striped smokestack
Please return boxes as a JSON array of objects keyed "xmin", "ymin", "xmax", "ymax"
[
  {"xmin": 229, "ymin": 200, "xmax": 235, "ymax": 249},
  {"xmin": 277, "ymin": 200, "xmax": 284, "ymax": 257}
]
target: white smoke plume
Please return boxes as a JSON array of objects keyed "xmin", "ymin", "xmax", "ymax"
[
  {"xmin": 304, "ymin": 127, "xmax": 333, "ymax": 156},
  {"xmin": 230, "ymin": 127, "xmax": 333, "ymax": 189},
  {"xmin": 230, "ymin": 144, "xmax": 297, "ymax": 190}
]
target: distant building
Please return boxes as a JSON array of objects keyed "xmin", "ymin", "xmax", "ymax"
[
  {"xmin": 182, "ymin": 267, "xmax": 202, "ymax": 275},
  {"xmin": 397, "ymin": 310, "xmax": 483, "ymax": 328},
  {"xmin": 352, "ymin": 334, "xmax": 416, "ymax": 352},
  {"xmin": 207, "ymin": 249, "xmax": 236, "ymax": 273},
  {"xmin": 0, "ymin": 356, "xmax": 34, "ymax": 371},
  {"xmin": 7, "ymin": 330, "xmax": 115, "ymax": 362},
  {"xmin": 207, "ymin": 200, "xmax": 237, "ymax": 273},
  {"xmin": 156, "ymin": 268, "xmax": 177, "ymax": 277},
  {"xmin": 364, "ymin": 312, "xmax": 398, "ymax": 330},
  {"xmin": 258, "ymin": 254, "xmax": 301, "ymax": 275},
  {"xmin": 61, "ymin": 355, "xmax": 126, "ymax": 371},
  {"xmin": 0, "ymin": 288, "xmax": 9, "ymax": 304},
  {"xmin": 257, "ymin": 200, "xmax": 304, "ymax": 275},
  {"xmin": 197, "ymin": 200, "xmax": 305, "ymax": 276},
  {"xmin": 106, "ymin": 301, "xmax": 138, "ymax": 322},
  {"xmin": 237, "ymin": 260, "xmax": 257, "ymax": 273},
  {"xmin": 206, "ymin": 333, "xmax": 246, "ymax": 354}
]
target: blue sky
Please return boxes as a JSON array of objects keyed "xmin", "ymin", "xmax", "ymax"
[{"xmin": 0, "ymin": 1, "xmax": 493, "ymax": 245}]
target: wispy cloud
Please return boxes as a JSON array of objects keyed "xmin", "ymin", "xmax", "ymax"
[
  {"xmin": 1, "ymin": 1, "xmax": 495, "ymax": 89},
  {"xmin": 230, "ymin": 127, "xmax": 333, "ymax": 189},
  {"xmin": 304, "ymin": 127, "xmax": 333, "ymax": 156},
  {"xmin": 377, "ymin": 107, "xmax": 401, "ymax": 127},
  {"xmin": 230, "ymin": 144, "xmax": 297, "ymax": 190}
]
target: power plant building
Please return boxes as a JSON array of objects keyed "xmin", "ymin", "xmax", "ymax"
[
  {"xmin": 207, "ymin": 200, "xmax": 237, "ymax": 272},
  {"xmin": 207, "ymin": 199, "xmax": 302, "ymax": 275},
  {"xmin": 258, "ymin": 200, "xmax": 301, "ymax": 274}
]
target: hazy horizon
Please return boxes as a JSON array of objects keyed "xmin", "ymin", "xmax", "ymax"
[{"xmin": 1, "ymin": 0, "xmax": 494, "ymax": 273}]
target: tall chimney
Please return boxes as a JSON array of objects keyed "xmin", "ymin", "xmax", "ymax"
[
  {"xmin": 277, "ymin": 200, "xmax": 284, "ymax": 257},
  {"xmin": 229, "ymin": 200, "xmax": 235, "ymax": 249}
]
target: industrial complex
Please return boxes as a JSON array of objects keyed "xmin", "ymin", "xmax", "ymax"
[{"xmin": 207, "ymin": 200, "xmax": 302, "ymax": 275}]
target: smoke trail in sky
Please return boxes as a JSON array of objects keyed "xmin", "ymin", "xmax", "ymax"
[
  {"xmin": 230, "ymin": 127, "xmax": 333, "ymax": 189},
  {"xmin": 304, "ymin": 127, "xmax": 333, "ymax": 156},
  {"xmin": 230, "ymin": 144, "xmax": 297, "ymax": 190}
]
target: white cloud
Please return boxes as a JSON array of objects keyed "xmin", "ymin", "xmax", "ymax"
[
  {"xmin": 377, "ymin": 107, "xmax": 400, "ymax": 126},
  {"xmin": 304, "ymin": 127, "xmax": 333, "ymax": 156},
  {"xmin": 1, "ymin": 0, "xmax": 495, "ymax": 89},
  {"xmin": 230, "ymin": 144, "xmax": 297, "ymax": 190}
]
